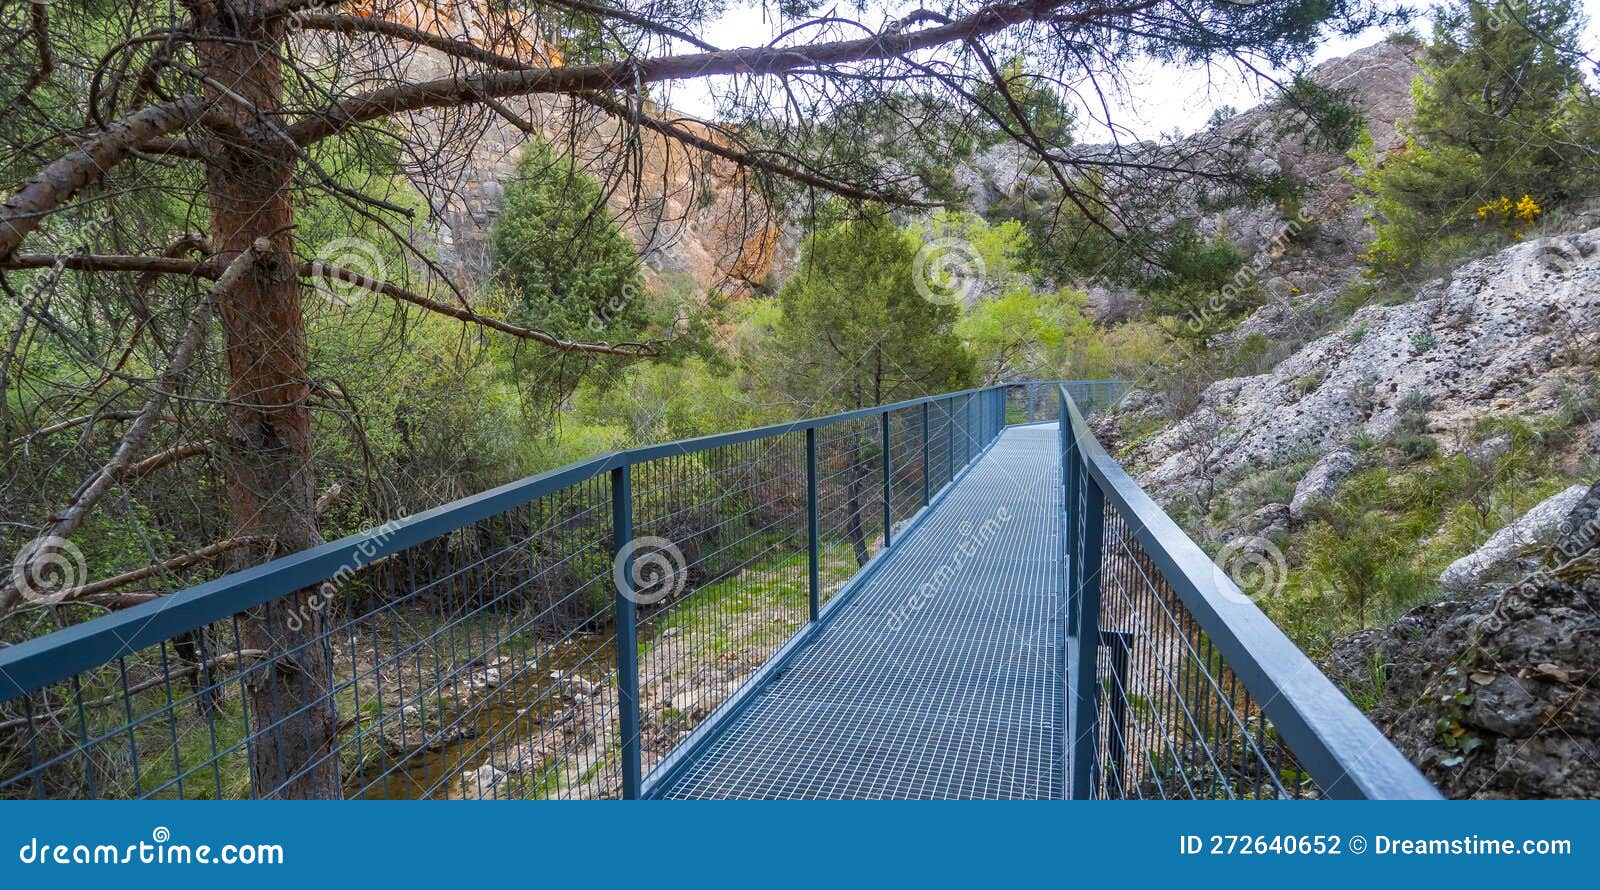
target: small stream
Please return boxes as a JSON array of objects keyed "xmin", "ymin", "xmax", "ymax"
[{"xmin": 348, "ymin": 634, "xmax": 615, "ymax": 800}]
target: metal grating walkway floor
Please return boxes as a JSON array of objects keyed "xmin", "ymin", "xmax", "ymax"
[{"xmin": 653, "ymin": 424, "xmax": 1065, "ymax": 799}]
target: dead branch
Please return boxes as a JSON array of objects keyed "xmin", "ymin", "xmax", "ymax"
[
  {"xmin": 6, "ymin": 410, "xmax": 145, "ymax": 448},
  {"xmin": 301, "ymin": 260, "xmax": 659, "ymax": 356},
  {"xmin": 577, "ymin": 93, "xmax": 938, "ymax": 207},
  {"xmin": 290, "ymin": 13, "xmax": 921, "ymax": 206},
  {"xmin": 2, "ymin": 254, "xmax": 213, "ymax": 277},
  {"xmin": 18, "ymin": 2, "xmax": 54, "ymax": 101},
  {"xmin": 3, "ymin": 252, "xmax": 657, "ymax": 356},
  {"xmin": 0, "ymin": 241, "xmax": 263, "ymax": 613},
  {"xmin": 53, "ymin": 536, "xmax": 272, "ymax": 607},
  {"xmin": 315, "ymin": 482, "xmax": 342, "ymax": 515},
  {"xmin": 114, "ymin": 441, "xmax": 213, "ymax": 481},
  {"xmin": 285, "ymin": 0, "xmax": 1142, "ymax": 147},
  {"xmin": 0, "ymin": 644, "xmax": 271, "ymax": 733}
]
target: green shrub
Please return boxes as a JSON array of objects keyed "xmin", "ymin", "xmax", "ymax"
[
  {"xmin": 1387, "ymin": 391, "xmax": 1437, "ymax": 461},
  {"xmin": 1350, "ymin": 0, "xmax": 1600, "ymax": 278},
  {"xmin": 1144, "ymin": 226, "xmax": 1257, "ymax": 347},
  {"xmin": 491, "ymin": 139, "xmax": 647, "ymax": 341}
]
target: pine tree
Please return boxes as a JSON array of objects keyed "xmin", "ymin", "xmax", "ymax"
[
  {"xmin": 491, "ymin": 140, "xmax": 647, "ymax": 340},
  {"xmin": 763, "ymin": 212, "xmax": 976, "ymax": 567},
  {"xmin": 766, "ymin": 213, "xmax": 975, "ymax": 413},
  {"xmin": 1354, "ymin": 0, "xmax": 1599, "ymax": 273}
]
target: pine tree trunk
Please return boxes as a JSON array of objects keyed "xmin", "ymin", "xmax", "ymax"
[
  {"xmin": 200, "ymin": 7, "xmax": 339, "ymax": 799},
  {"xmin": 844, "ymin": 457, "xmax": 870, "ymax": 568}
]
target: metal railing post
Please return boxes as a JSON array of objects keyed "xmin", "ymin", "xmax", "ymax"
[
  {"xmin": 921, "ymin": 401, "xmax": 931, "ymax": 507},
  {"xmin": 1061, "ymin": 389, "xmax": 1073, "ymax": 539},
  {"xmin": 965, "ymin": 392, "xmax": 973, "ymax": 460},
  {"xmin": 1067, "ymin": 460, "xmax": 1105, "ymax": 800},
  {"xmin": 805, "ymin": 427, "xmax": 820, "ymax": 622},
  {"xmin": 1100, "ymin": 630, "xmax": 1133, "ymax": 799},
  {"xmin": 880, "ymin": 411, "xmax": 892, "ymax": 548},
  {"xmin": 610, "ymin": 464, "xmax": 641, "ymax": 799}
]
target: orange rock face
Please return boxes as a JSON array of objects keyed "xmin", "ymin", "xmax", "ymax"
[{"xmin": 321, "ymin": 1, "xmax": 778, "ymax": 299}]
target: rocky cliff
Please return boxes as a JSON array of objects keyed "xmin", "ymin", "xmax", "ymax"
[
  {"xmin": 321, "ymin": 1, "xmax": 781, "ymax": 297},
  {"xmin": 1117, "ymin": 229, "xmax": 1600, "ymax": 502},
  {"xmin": 1081, "ymin": 55, "xmax": 1600, "ymax": 794}
]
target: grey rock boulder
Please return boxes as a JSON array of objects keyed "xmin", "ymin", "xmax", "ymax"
[
  {"xmin": 1550, "ymin": 480, "xmax": 1600, "ymax": 563},
  {"xmin": 1322, "ymin": 556, "xmax": 1600, "ymax": 798},
  {"xmin": 1289, "ymin": 448, "xmax": 1359, "ymax": 522},
  {"xmin": 1242, "ymin": 503, "xmax": 1291, "ymax": 538},
  {"xmin": 1439, "ymin": 485, "xmax": 1590, "ymax": 596}
]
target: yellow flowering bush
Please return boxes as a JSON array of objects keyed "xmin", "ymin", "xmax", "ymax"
[{"xmin": 1475, "ymin": 194, "xmax": 1542, "ymax": 236}]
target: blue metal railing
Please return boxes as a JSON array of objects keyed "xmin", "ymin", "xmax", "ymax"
[
  {"xmin": 0, "ymin": 379, "xmax": 1438, "ymax": 799},
  {"xmin": 1056, "ymin": 384, "xmax": 1440, "ymax": 800},
  {"xmin": 0, "ymin": 384, "xmax": 1030, "ymax": 799}
]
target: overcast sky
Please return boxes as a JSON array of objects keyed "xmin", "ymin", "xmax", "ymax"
[{"xmin": 651, "ymin": 1, "xmax": 1600, "ymax": 142}]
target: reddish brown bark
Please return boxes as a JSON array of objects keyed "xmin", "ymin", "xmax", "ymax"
[{"xmin": 197, "ymin": 7, "xmax": 339, "ymax": 799}]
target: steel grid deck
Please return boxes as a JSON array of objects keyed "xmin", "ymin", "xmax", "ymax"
[{"xmin": 653, "ymin": 424, "xmax": 1065, "ymax": 799}]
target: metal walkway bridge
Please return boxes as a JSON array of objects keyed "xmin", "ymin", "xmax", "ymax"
[
  {"xmin": 0, "ymin": 382, "xmax": 1440, "ymax": 800},
  {"xmin": 654, "ymin": 425, "xmax": 1064, "ymax": 799}
]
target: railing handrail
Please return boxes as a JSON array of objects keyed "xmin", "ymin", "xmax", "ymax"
[
  {"xmin": 1058, "ymin": 384, "xmax": 1441, "ymax": 800},
  {"xmin": 0, "ymin": 382, "xmax": 1023, "ymax": 701}
]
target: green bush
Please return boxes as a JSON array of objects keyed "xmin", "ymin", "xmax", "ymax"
[
  {"xmin": 491, "ymin": 139, "xmax": 647, "ymax": 341},
  {"xmin": 1388, "ymin": 391, "xmax": 1438, "ymax": 461},
  {"xmin": 1351, "ymin": 0, "xmax": 1600, "ymax": 278},
  {"xmin": 1144, "ymin": 225, "xmax": 1257, "ymax": 347}
]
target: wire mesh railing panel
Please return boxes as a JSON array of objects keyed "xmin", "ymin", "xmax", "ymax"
[
  {"xmin": 1004, "ymin": 383, "xmax": 1053, "ymax": 424},
  {"xmin": 631, "ymin": 434, "xmax": 810, "ymax": 772},
  {"xmin": 954, "ymin": 395, "xmax": 974, "ymax": 468},
  {"xmin": 1095, "ymin": 506, "xmax": 1313, "ymax": 800},
  {"xmin": 927, "ymin": 398, "xmax": 955, "ymax": 496},
  {"xmin": 0, "ymin": 476, "xmax": 623, "ymax": 800},
  {"xmin": 2, "ymin": 381, "xmax": 1136, "ymax": 801},
  {"xmin": 1057, "ymin": 382, "xmax": 1439, "ymax": 801},
  {"xmin": 1063, "ymin": 380, "xmax": 1126, "ymax": 415},
  {"xmin": 887, "ymin": 406, "xmax": 927, "ymax": 532},
  {"xmin": 814, "ymin": 416, "xmax": 886, "ymax": 607}
]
